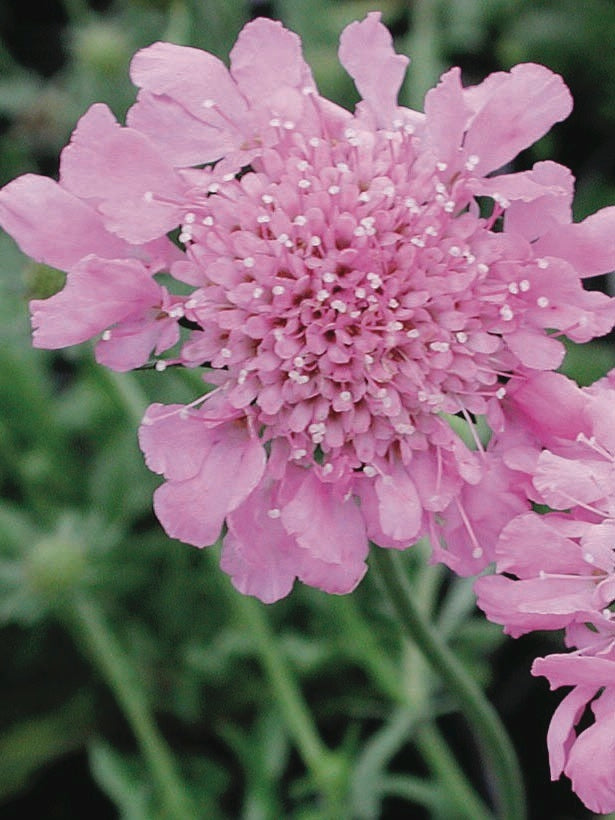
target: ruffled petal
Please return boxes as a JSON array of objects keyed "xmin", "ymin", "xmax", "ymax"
[
  {"xmin": 30, "ymin": 255, "xmax": 161, "ymax": 349},
  {"xmin": 338, "ymin": 11, "xmax": 408, "ymax": 127},
  {"xmin": 0, "ymin": 175, "xmax": 130, "ymax": 269},
  {"xmin": 60, "ymin": 103, "xmax": 186, "ymax": 242},
  {"xmin": 463, "ymin": 63, "xmax": 572, "ymax": 174}
]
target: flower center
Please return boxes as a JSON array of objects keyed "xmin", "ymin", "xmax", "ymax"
[{"xmin": 179, "ymin": 126, "xmax": 511, "ymax": 470}]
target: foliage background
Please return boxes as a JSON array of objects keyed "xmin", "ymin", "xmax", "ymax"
[{"xmin": 1, "ymin": 1, "xmax": 615, "ymax": 818}]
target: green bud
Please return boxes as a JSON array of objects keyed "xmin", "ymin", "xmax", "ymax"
[{"xmin": 26, "ymin": 530, "xmax": 86, "ymax": 604}]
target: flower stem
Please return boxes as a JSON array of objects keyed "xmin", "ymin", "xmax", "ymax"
[
  {"xmin": 331, "ymin": 596, "xmax": 493, "ymax": 820},
  {"xmin": 66, "ymin": 594, "xmax": 196, "ymax": 820},
  {"xmin": 231, "ymin": 592, "xmax": 346, "ymax": 813},
  {"xmin": 370, "ymin": 548, "xmax": 526, "ymax": 820}
]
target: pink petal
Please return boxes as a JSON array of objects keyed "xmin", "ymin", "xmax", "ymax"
[
  {"xmin": 542, "ymin": 685, "xmax": 596, "ymax": 779},
  {"xmin": 96, "ymin": 314, "xmax": 179, "ymax": 371},
  {"xmin": 463, "ymin": 63, "xmax": 572, "ymax": 174},
  {"xmin": 566, "ymin": 690, "xmax": 615, "ymax": 813},
  {"xmin": 30, "ymin": 255, "xmax": 161, "ymax": 349},
  {"xmin": 504, "ymin": 161, "xmax": 574, "ymax": 242},
  {"xmin": 505, "ymin": 328, "xmax": 565, "ymax": 370},
  {"xmin": 127, "ymin": 91, "xmax": 240, "ymax": 167},
  {"xmin": 534, "ymin": 205, "xmax": 615, "ymax": 277},
  {"xmin": 230, "ymin": 17, "xmax": 314, "ymax": 102},
  {"xmin": 338, "ymin": 12, "xmax": 409, "ymax": 127},
  {"xmin": 139, "ymin": 404, "xmax": 217, "ymax": 481},
  {"xmin": 222, "ymin": 477, "xmax": 299, "ymax": 603},
  {"xmin": 130, "ymin": 41, "xmax": 248, "ymax": 134},
  {"xmin": 153, "ymin": 421, "xmax": 266, "ymax": 547},
  {"xmin": 0, "ymin": 175, "xmax": 130, "ymax": 269},
  {"xmin": 281, "ymin": 469, "xmax": 368, "ymax": 592},
  {"xmin": 60, "ymin": 103, "xmax": 186, "ymax": 242},
  {"xmin": 374, "ymin": 465, "xmax": 422, "ymax": 542},
  {"xmin": 533, "ymin": 654, "xmax": 615, "ymax": 689},
  {"xmin": 424, "ymin": 67, "xmax": 469, "ymax": 166}
]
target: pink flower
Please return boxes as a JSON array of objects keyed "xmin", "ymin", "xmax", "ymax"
[
  {"xmin": 3, "ymin": 14, "xmax": 615, "ymax": 600},
  {"xmin": 533, "ymin": 622, "xmax": 615, "ymax": 814},
  {"xmin": 475, "ymin": 370, "xmax": 615, "ymax": 811}
]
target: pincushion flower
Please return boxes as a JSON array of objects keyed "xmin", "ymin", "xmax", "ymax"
[
  {"xmin": 533, "ymin": 622, "xmax": 615, "ymax": 814},
  {"xmin": 2, "ymin": 13, "xmax": 615, "ymax": 602},
  {"xmin": 474, "ymin": 370, "xmax": 615, "ymax": 810}
]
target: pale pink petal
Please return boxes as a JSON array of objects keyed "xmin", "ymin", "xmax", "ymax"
[
  {"xmin": 230, "ymin": 17, "xmax": 314, "ymax": 102},
  {"xmin": 508, "ymin": 372, "xmax": 589, "ymax": 445},
  {"xmin": 495, "ymin": 514, "xmax": 586, "ymax": 577},
  {"xmin": 534, "ymin": 206, "xmax": 615, "ymax": 277},
  {"xmin": 127, "ymin": 91, "xmax": 240, "ymax": 167},
  {"xmin": 139, "ymin": 404, "xmax": 217, "ymax": 481},
  {"xmin": 60, "ymin": 103, "xmax": 186, "ymax": 242},
  {"xmin": 533, "ymin": 451, "xmax": 610, "ymax": 509},
  {"xmin": 542, "ymin": 685, "xmax": 597, "ymax": 779},
  {"xmin": 222, "ymin": 477, "xmax": 299, "ymax": 603},
  {"xmin": 565, "ymin": 689, "xmax": 615, "ymax": 813},
  {"xmin": 533, "ymin": 654, "xmax": 615, "ymax": 689},
  {"xmin": 463, "ymin": 63, "xmax": 572, "ymax": 174},
  {"xmin": 504, "ymin": 161, "xmax": 574, "ymax": 241},
  {"xmin": 374, "ymin": 465, "xmax": 422, "ymax": 542},
  {"xmin": 281, "ymin": 469, "xmax": 368, "ymax": 592},
  {"xmin": 424, "ymin": 67, "xmax": 469, "ymax": 167},
  {"xmin": 95, "ymin": 314, "xmax": 179, "ymax": 371},
  {"xmin": 338, "ymin": 12, "xmax": 409, "ymax": 127},
  {"xmin": 0, "ymin": 175, "xmax": 130, "ymax": 269},
  {"xmin": 130, "ymin": 40, "xmax": 248, "ymax": 135},
  {"xmin": 153, "ymin": 421, "xmax": 266, "ymax": 547},
  {"xmin": 30, "ymin": 255, "xmax": 161, "ymax": 349},
  {"xmin": 505, "ymin": 328, "xmax": 565, "ymax": 370}
]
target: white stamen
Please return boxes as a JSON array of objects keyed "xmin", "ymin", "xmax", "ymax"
[
  {"xmin": 155, "ymin": 360, "xmax": 167, "ymax": 372},
  {"xmin": 272, "ymin": 285, "xmax": 285, "ymax": 296},
  {"xmin": 220, "ymin": 347, "xmax": 232, "ymax": 359},
  {"xmin": 101, "ymin": 330, "xmax": 112, "ymax": 341},
  {"xmin": 519, "ymin": 279, "xmax": 530, "ymax": 292},
  {"xmin": 499, "ymin": 305, "xmax": 514, "ymax": 321},
  {"xmin": 252, "ymin": 286, "xmax": 264, "ymax": 298},
  {"xmin": 363, "ymin": 465, "xmax": 377, "ymax": 477},
  {"xmin": 340, "ymin": 390, "xmax": 352, "ymax": 402},
  {"xmin": 293, "ymin": 215, "xmax": 307, "ymax": 226},
  {"xmin": 243, "ymin": 257, "xmax": 255, "ymax": 268},
  {"xmin": 429, "ymin": 341, "xmax": 450, "ymax": 352},
  {"xmin": 202, "ymin": 216, "xmax": 214, "ymax": 226},
  {"xmin": 331, "ymin": 299, "xmax": 347, "ymax": 313},
  {"xmin": 298, "ymin": 179, "xmax": 311, "ymax": 189},
  {"xmin": 456, "ymin": 331, "xmax": 468, "ymax": 343},
  {"xmin": 322, "ymin": 272, "xmax": 336, "ymax": 283},
  {"xmin": 202, "ymin": 98, "xmax": 215, "ymax": 108},
  {"xmin": 328, "ymin": 185, "xmax": 341, "ymax": 195},
  {"xmin": 537, "ymin": 258, "xmax": 549, "ymax": 269},
  {"xmin": 267, "ymin": 508, "xmax": 281, "ymax": 519},
  {"xmin": 537, "ymin": 296, "xmax": 550, "ymax": 308},
  {"xmin": 316, "ymin": 289, "xmax": 329, "ymax": 301}
]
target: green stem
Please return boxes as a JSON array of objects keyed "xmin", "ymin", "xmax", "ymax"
[
  {"xmin": 66, "ymin": 595, "xmax": 195, "ymax": 820},
  {"xmin": 332, "ymin": 597, "xmax": 492, "ymax": 820},
  {"xmin": 371, "ymin": 548, "xmax": 526, "ymax": 820},
  {"xmin": 231, "ymin": 592, "xmax": 345, "ymax": 813}
]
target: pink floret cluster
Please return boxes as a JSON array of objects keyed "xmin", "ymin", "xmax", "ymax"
[
  {"xmin": 476, "ymin": 371, "xmax": 615, "ymax": 813},
  {"xmin": 3, "ymin": 13, "xmax": 615, "ymax": 809}
]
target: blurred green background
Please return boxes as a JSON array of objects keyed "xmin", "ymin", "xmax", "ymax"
[{"xmin": 1, "ymin": 1, "xmax": 615, "ymax": 818}]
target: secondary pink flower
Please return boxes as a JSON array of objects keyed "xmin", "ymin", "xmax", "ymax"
[
  {"xmin": 3, "ymin": 13, "xmax": 615, "ymax": 599},
  {"xmin": 533, "ymin": 622, "xmax": 615, "ymax": 814}
]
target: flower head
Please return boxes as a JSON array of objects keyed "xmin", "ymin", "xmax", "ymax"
[{"xmin": 2, "ymin": 14, "xmax": 615, "ymax": 600}]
